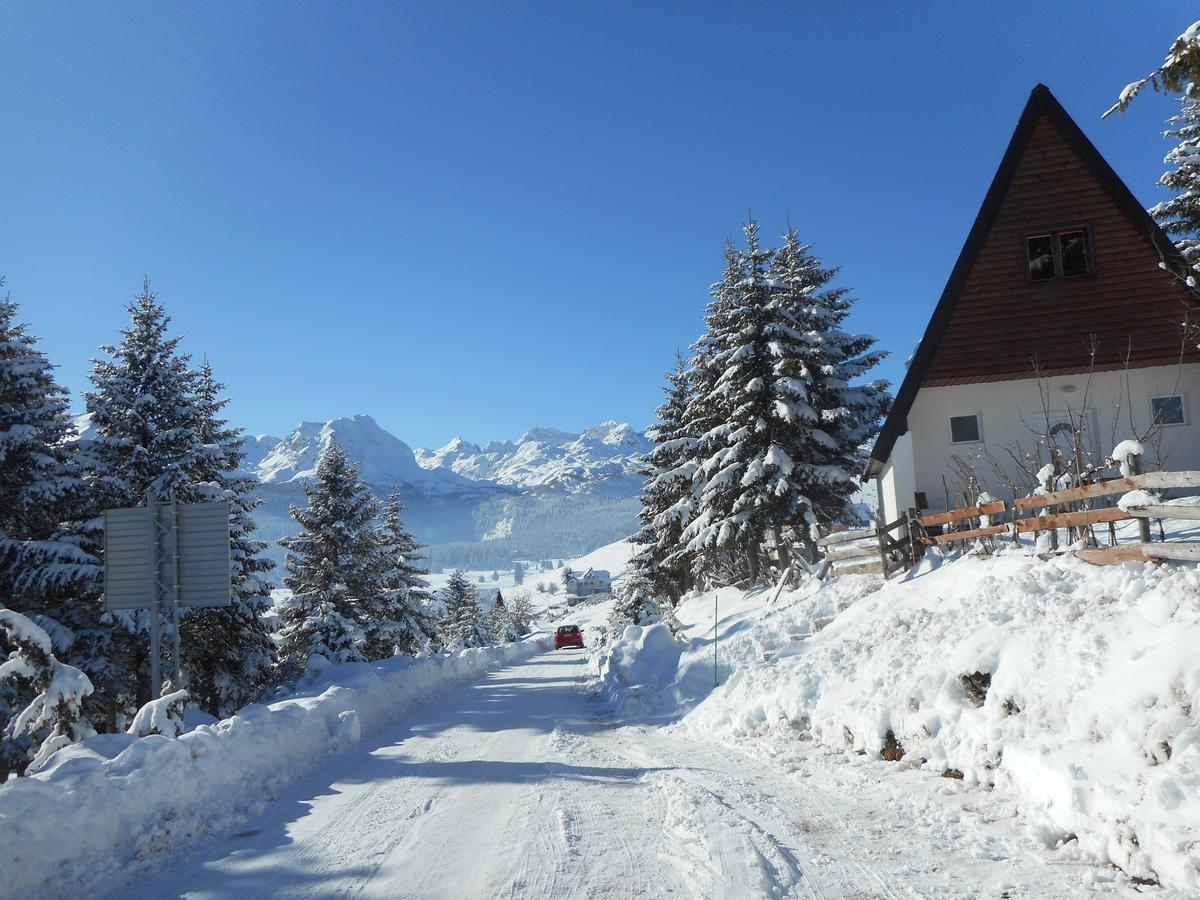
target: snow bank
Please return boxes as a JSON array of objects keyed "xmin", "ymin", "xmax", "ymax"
[
  {"xmin": 0, "ymin": 639, "xmax": 535, "ymax": 898},
  {"xmin": 601, "ymin": 555, "xmax": 1200, "ymax": 889}
]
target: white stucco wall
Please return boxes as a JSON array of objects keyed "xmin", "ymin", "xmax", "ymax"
[
  {"xmin": 876, "ymin": 431, "xmax": 915, "ymax": 525},
  {"xmin": 880, "ymin": 363, "xmax": 1200, "ymax": 516}
]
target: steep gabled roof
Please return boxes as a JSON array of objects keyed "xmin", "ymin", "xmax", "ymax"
[{"xmin": 864, "ymin": 84, "xmax": 1199, "ymax": 479}]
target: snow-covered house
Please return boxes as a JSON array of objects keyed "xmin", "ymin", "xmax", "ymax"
[
  {"xmin": 866, "ymin": 85, "xmax": 1200, "ymax": 524},
  {"xmin": 565, "ymin": 567, "xmax": 611, "ymax": 597}
]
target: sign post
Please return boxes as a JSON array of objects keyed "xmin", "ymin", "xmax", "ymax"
[{"xmin": 104, "ymin": 494, "xmax": 232, "ymax": 697}]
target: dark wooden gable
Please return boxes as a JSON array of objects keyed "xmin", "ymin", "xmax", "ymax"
[{"xmin": 866, "ymin": 84, "xmax": 1200, "ymax": 477}]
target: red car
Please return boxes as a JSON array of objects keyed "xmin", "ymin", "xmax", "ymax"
[{"xmin": 555, "ymin": 625, "xmax": 584, "ymax": 649}]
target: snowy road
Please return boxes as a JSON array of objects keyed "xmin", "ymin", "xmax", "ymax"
[{"xmin": 115, "ymin": 650, "xmax": 1137, "ymax": 899}]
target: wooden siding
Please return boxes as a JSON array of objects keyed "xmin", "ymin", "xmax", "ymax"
[{"xmin": 922, "ymin": 118, "xmax": 1200, "ymax": 387}]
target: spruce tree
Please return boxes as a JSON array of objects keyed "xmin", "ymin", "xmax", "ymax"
[
  {"xmin": 682, "ymin": 220, "xmax": 779, "ymax": 582},
  {"xmin": 0, "ymin": 290, "xmax": 98, "ymax": 602},
  {"xmin": 439, "ymin": 570, "xmax": 489, "ymax": 649},
  {"xmin": 179, "ymin": 361, "xmax": 276, "ymax": 715},
  {"xmin": 631, "ymin": 353, "xmax": 696, "ymax": 604},
  {"xmin": 607, "ymin": 569, "xmax": 661, "ymax": 638},
  {"xmin": 84, "ymin": 279, "xmax": 211, "ymax": 508},
  {"xmin": 0, "ymin": 607, "xmax": 96, "ymax": 778},
  {"xmin": 278, "ymin": 442, "xmax": 381, "ymax": 669},
  {"xmin": 83, "ymin": 280, "xmax": 210, "ymax": 708},
  {"xmin": 488, "ymin": 592, "xmax": 519, "ymax": 643},
  {"xmin": 680, "ymin": 221, "xmax": 889, "ymax": 585},
  {"xmin": 0, "ymin": 287, "xmax": 118, "ymax": 736},
  {"xmin": 769, "ymin": 229, "xmax": 889, "ymax": 538},
  {"xmin": 1152, "ymin": 87, "xmax": 1200, "ymax": 275},
  {"xmin": 365, "ymin": 489, "xmax": 436, "ymax": 658}
]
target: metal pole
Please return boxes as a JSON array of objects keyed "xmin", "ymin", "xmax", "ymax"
[
  {"xmin": 713, "ymin": 593, "xmax": 719, "ymax": 688},
  {"xmin": 169, "ymin": 494, "xmax": 182, "ymax": 689},
  {"xmin": 145, "ymin": 491, "xmax": 160, "ymax": 699}
]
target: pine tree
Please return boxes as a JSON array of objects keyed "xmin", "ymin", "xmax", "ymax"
[
  {"xmin": 1152, "ymin": 87, "xmax": 1200, "ymax": 276},
  {"xmin": 631, "ymin": 353, "xmax": 696, "ymax": 604},
  {"xmin": 0, "ymin": 287, "xmax": 122, "ymax": 738},
  {"xmin": 83, "ymin": 280, "xmax": 210, "ymax": 708},
  {"xmin": 682, "ymin": 220, "xmax": 780, "ymax": 582},
  {"xmin": 179, "ymin": 361, "xmax": 276, "ymax": 715},
  {"xmin": 488, "ymin": 592, "xmax": 519, "ymax": 643},
  {"xmin": 769, "ymin": 229, "xmax": 889, "ymax": 541},
  {"xmin": 0, "ymin": 607, "xmax": 96, "ymax": 778},
  {"xmin": 607, "ymin": 569, "xmax": 661, "ymax": 639},
  {"xmin": 679, "ymin": 221, "xmax": 889, "ymax": 585},
  {"xmin": 365, "ymin": 489, "xmax": 436, "ymax": 658},
  {"xmin": 439, "ymin": 570, "xmax": 488, "ymax": 649},
  {"xmin": 0, "ymin": 289, "xmax": 98, "ymax": 603},
  {"xmin": 84, "ymin": 279, "xmax": 211, "ymax": 508},
  {"xmin": 278, "ymin": 442, "xmax": 381, "ymax": 670}
]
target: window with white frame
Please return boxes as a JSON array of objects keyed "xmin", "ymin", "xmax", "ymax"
[
  {"xmin": 949, "ymin": 413, "xmax": 981, "ymax": 444},
  {"xmin": 1150, "ymin": 394, "xmax": 1187, "ymax": 427}
]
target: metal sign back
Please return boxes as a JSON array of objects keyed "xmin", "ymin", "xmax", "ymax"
[{"xmin": 103, "ymin": 499, "xmax": 232, "ymax": 610}]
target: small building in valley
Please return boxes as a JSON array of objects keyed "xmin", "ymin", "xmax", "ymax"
[
  {"xmin": 866, "ymin": 84, "xmax": 1200, "ymax": 524},
  {"xmin": 565, "ymin": 567, "xmax": 611, "ymax": 598}
]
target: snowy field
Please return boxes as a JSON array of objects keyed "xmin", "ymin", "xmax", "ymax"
[{"xmin": 5, "ymin": 535, "xmax": 1200, "ymax": 896}]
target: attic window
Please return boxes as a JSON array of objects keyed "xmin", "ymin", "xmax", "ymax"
[
  {"xmin": 1025, "ymin": 228, "xmax": 1092, "ymax": 281},
  {"xmin": 949, "ymin": 413, "xmax": 981, "ymax": 444}
]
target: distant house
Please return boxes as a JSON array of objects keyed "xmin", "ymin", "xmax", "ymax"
[
  {"xmin": 565, "ymin": 567, "xmax": 611, "ymax": 597},
  {"xmin": 866, "ymin": 84, "xmax": 1200, "ymax": 524}
]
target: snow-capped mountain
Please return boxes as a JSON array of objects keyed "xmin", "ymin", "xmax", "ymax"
[
  {"xmin": 415, "ymin": 420, "xmax": 651, "ymax": 492},
  {"xmin": 242, "ymin": 415, "xmax": 645, "ymax": 572},
  {"xmin": 254, "ymin": 414, "xmax": 485, "ymax": 495}
]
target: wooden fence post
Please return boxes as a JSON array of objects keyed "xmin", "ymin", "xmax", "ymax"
[{"xmin": 1128, "ymin": 454, "xmax": 1154, "ymax": 543}]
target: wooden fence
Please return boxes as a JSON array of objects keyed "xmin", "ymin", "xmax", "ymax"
[{"xmin": 810, "ymin": 469, "xmax": 1200, "ymax": 579}]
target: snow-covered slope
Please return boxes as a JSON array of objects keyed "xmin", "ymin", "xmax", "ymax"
[
  {"xmin": 595, "ymin": 548, "xmax": 1200, "ymax": 892},
  {"xmin": 415, "ymin": 420, "xmax": 651, "ymax": 493}
]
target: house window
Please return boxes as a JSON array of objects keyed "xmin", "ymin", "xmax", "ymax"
[
  {"xmin": 1150, "ymin": 394, "xmax": 1187, "ymax": 426},
  {"xmin": 949, "ymin": 413, "xmax": 981, "ymax": 444},
  {"xmin": 1025, "ymin": 227, "xmax": 1092, "ymax": 281}
]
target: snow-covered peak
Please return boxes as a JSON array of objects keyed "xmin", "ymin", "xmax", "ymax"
[
  {"xmin": 415, "ymin": 421, "xmax": 650, "ymax": 492},
  {"xmin": 256, "ymin": 415, "xmax": 479, "ymax": 493},
  {"xmin": 519, "ymin": 426, "xmax": 575, "ymax": 445}
]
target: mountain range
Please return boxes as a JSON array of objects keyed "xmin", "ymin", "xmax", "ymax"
[{"xmin": 241, "ymin": 415, "xmax": 650, "ymax": 572}]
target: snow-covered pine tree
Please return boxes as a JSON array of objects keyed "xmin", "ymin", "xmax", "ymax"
[
  {"xmin": 681, "ymin": 220, "xmax": 781, "ymax": 583},
  {"xmin": 0, "ymin": 287, "xmax": 119, "ymax": 737},
  {"xmin": 364, "ymin": 489, "xmax": 437, "ymax": 659},
  {"xmin": 277, "ymin": 442, "xmax": 381, "ymax": 670},
  {"xmin": 769, "ymin": 229, "xmax": 889, "ymax": 540},
  {"xmin": 606, "ymin": 568, "xmax": 661, "ymax": 639},
  {"xmin": 488, "ymin": 591, "xmax": 519, "ymax": 643},
  {"xmin": 0, "ymin": 289, "xmax": 99, "ymax": 604},
  {"xmin": 630, "ymin": 352, "xmax": 697, "ymax": 604},
  {"xmin": 1152, "ymin": 86, "xmax": 1200, "ymax": 276},
  {"xmin": 83, "ymin": 281, "xmax": 212, "ymax": 707},
  {"xmin": 438, "ymin": 570, "xmax": 489, "ymax": 650},
  {"xmin": 0, "ymin": 606, "xmax": 96, "ymax": 778},
  {"xmin": 680, "ymin": 221, "xmax": 889, "ymax": 585},
  {"xmin": 179, "ymin": 361, "xmax": 276, "ymax": 716}
]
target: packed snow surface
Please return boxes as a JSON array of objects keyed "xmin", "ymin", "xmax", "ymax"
[
  {"xmin": 0, "ymin": 641, "xmax": 533, "ymax": 898},
  {"xmin": 597, "ymin": 550, "xmax": 1200, "ymax": 892}
]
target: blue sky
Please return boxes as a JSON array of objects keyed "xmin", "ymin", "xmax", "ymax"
[{"xmin": 0, "ymin": 2, "xmax": 1190, "ymax": 448}]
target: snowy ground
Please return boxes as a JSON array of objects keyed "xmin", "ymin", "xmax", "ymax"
[
  {"xmin": 93, "ymin": 648, "xmax": 1154, "ymax": 900},
  {"xmin": 7, "ymin": 537, "xmax": 1197, "ymax": 897}
]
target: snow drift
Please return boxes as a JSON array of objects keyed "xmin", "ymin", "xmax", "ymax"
[
  {"xmin": 0, "ymin": 640, "xmax": 534, "ymax": 898},
  {"xmin": 597, "ymin": 552, "xmax": 1200, "ymax": 890}
]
